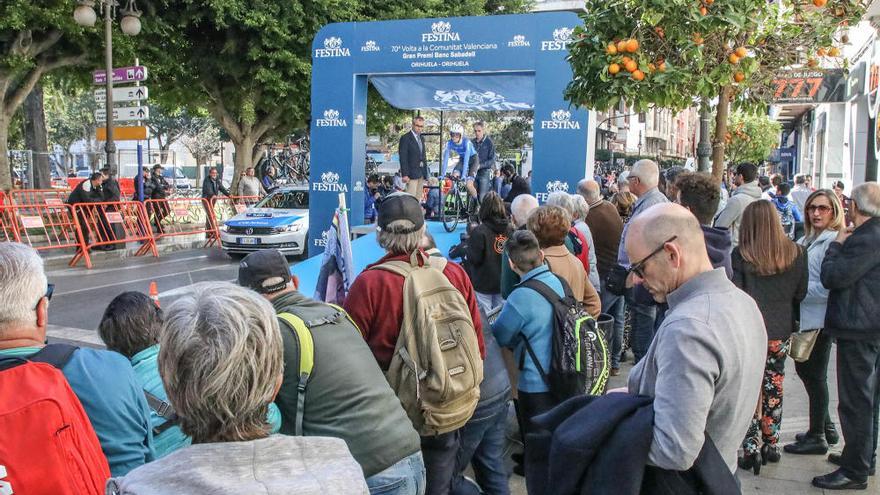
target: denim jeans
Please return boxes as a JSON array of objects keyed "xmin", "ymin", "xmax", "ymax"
[
  {"xmin": 476, "ymin": 292, "xmax": 504, "ymax": 314},
  {"xmin": 450, "ymin": 392, "xmax": 512, "ymax": 495},
  {"xmin": 367, "ymin": 452, "xmax": 427, "ymax": 495},
  {"xmin": 627, "ymin": 295, "xmax": 657, "ymax": 364},
  {"xmin": 422, "ymin": 430, "xmax": 461, "ymax": 495},
  {"xmin": 600, "ymin": 288, "xmax": 626, "ymax": 369},
  {"xmin": 476, "ymin": 168, "xmax": 493, "ymax": 202}
]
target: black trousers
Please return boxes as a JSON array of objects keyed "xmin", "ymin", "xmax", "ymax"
[
  {"xmin": 421, "ymin": 429, "xmax": 461, "ymax": 495},
  {"xmin": 794, "ymin": 330, "xmax": 833, "ymax": 435},
  {"xmin": 836, "ymin": 338, "xmax": 880, "ymax": 481}
]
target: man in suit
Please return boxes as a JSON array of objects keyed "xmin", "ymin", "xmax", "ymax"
[{"xmin": 399, "ymin": 116, "xmax": 427, "ymax": 198}]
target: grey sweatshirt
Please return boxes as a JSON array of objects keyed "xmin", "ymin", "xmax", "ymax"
[
  {"xmin": 106, "ymin": 435, "xmax": 369, "ymax": 495},
  {"xmin": 713, "ymin": 181, "xmax": 762, "ymax": 248},
  {"xmin": 628, "ymin": 268, "xmax": 766, "ymax": 473}
]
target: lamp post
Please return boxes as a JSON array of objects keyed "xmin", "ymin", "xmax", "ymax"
[{"xmin": 74, "ymin": 0, "xmax": 142, "ymax": 171}]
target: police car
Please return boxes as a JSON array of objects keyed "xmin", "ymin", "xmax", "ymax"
[{"xmin": 219, "ymin": 187, "xmax": 309, "ymax": 257}]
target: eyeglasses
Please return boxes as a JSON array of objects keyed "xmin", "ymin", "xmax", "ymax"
[
  {"xmin": 806, "ymin": 204, "xmax": 832, "ymax": 213},
  {"xmin": 35, "ymin": 283, "xmax": 54, "ymax": 309},
  {"xmin": 629, "ymin": 236, "xmax": 677, "ymax": 279}
]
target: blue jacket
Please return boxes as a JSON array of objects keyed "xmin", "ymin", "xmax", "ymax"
[
  {"xmin": 491, "ymin": 265, "xmax": 563, "ymax": 393},
  {"xmin": 130, "ymin": 345, "xmax": 283, "ymax": 459},
  {"xmin": 0, "ymin": 346, "xmax": 155, "ymax": 476}
]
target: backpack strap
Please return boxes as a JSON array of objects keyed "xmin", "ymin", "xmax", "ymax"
[
  {"xmin": 29, "ymin": 344, "xmax": 79, "ymax": 369},
  {"xmin": 518, "ymin": 333, "xmax": 551, "ymax": 390},
  {"xmin": 326, "ymin": 303, "xmax": 364, "ymax": 337},
  {"xmin": 144, "ymin": 390, "xmax": 180, "ymax": 436},
  {"xmin": 277, "ymin": 312, "xmax": 315, "ymax": 436},
  {"xmin": 520, "ymin": 274, "xmax": 575, "ymax": 303}
]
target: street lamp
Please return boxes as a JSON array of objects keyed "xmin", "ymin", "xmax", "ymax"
[{"xmin": 73, "ymin": 0, "xmax": 143, "ymax": 171}]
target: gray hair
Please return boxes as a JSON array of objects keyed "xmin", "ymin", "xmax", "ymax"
[
  {"xmin": 617, "ymin": 171, "xmax": 631, "ymax": 186},
  {"xmin": 577, "ymin": 179, "xmax": 601, "ymax": 202},
  {"xmin": 510, "ymin": 194, "xmax": 539, "ymax": 227},
  {"xmin": 632, "ymin": 159, "xmax": 660, "ymax": 188},
  {"xmin": 0, "ymin": 242, "xmax": 47, "ymax": 332},
  {"xmin": 852, "ymin": 182, "xmax": 880, "ymax": 218},
  {"xmin": 546, "ymin": 191, "xmax": 575, "ymax": 217},
  {"xmin": 377, "ymin": 221, "xmax": 426, "ymax": 255},
  {"xmin": 159, "ymin": 282, "xmax": 283, "ymax": 444},
  {"xmin": 98, "ymin": 292, "xmax": 163, "ymax": 359},
  {"xmin": 570, "ymin": 194, "xmax": 590, "ymax": 222}
]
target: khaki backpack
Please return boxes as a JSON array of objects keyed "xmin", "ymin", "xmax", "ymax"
[{"xmin": 370, "ymin": 251, "xmax": 483, "ymax": 436}]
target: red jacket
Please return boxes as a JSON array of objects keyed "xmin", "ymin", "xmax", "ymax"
[{"xmin": 343, "ymin": 251, "xmax": 485, "ymax": 370}]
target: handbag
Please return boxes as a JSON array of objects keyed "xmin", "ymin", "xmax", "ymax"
[
  {"xmin": 789, "ymin": 329, "xmax": 821, "ymax": 362},
  {"xmin": 604, "ymin": 264, "xmax": 629, "ymax": 296}
]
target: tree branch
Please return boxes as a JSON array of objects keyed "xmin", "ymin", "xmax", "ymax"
[{"xmin": 205, "ymin": 84, "xmax": 244, "ymax": 143}]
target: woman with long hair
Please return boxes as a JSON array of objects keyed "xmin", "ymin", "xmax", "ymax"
[
  {"xmin": 466, "ymin": 192, "xmax": 513, "ymax": 312},
  {"xmin": 784, "ymin": 190, "xmax": 845, "ymax": 456},
  {"xmin": 733, "ymin": 200, "xmax": 808, "ymax": 474}
]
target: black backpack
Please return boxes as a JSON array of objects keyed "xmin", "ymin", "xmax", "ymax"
[{"xmin": 518, "ymin": 275, "xmax": 609, "ymax": 400}]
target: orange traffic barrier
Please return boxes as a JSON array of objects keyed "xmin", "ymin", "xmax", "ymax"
[
  {"xmin": 67, "ymin": 178, "xmax": 135, "ymax": 199},
  {"xmin": 0, "ymin": 203, "xmax": 85, "ymax": 260},
  {"xmin": 0, "ymin": 190, "xmax": 7, "ymax": 206},
  {"xmin": 211, "ymin": 195, "xmax": 261, "ymax": 224},
  {"xmin": 69, "ymin": 201, "xmax": 158, "ymax": 268},
  {"xmin": 149, "ymin": 281, "xmax": 160, "ymax": 307},
  {"xmin": 140, "ymin": 197, "xmax": 219, "ymax": 251},
  {"xmin": 10, "ymin": 189, "xmax": 70, "ymax": 208}
]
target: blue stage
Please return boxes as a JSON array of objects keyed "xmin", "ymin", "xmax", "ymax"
[{"xmin": 294, "ymin": 221, "xmax": 466, "ymax": 297}]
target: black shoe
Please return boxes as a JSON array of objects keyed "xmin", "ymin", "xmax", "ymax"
[
  {"xmin": 812, "ymin": 469, "xmax": 868, "ymax": 490},
  {"xmin": 784, "ymin": 434, "xmax": 828, "ymax": 455},
  {"xmin": 738, "ymin": 452, "xmax": 762, "ymax": 475},
  {"xmin": 829, "ymin": 453, "xmax": 876, "ymax": 476},
  {"xmin": 825, "ymin": 423, "xmax": 840, "ymax": 445},
  {"xmin": 762, "ymin": 443, "xmax": 781, "ymax": 463}
]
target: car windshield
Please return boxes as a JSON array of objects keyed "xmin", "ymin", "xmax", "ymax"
[{"xmin": 256, "ymin": 190, "xmax": 309, "ymax": 210}]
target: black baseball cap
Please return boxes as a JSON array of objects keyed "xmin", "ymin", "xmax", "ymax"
[
  {"xmin": 237, "ymin": 250, "xmax": 292, "ymax": 294},
  {"xmin": 377, "ymin": 192, "xmax": 424, "ymax": 233}
]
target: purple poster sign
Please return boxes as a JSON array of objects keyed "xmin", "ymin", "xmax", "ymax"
[{"xmin": 93, "ymin": 66, "xmax": 148, "ymax": 85}]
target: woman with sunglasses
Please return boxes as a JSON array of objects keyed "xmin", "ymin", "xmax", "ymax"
[
  {"xmin": 733, "ymin": 200, "xmax": 808, "ymax": 475},
  {"xmin": 784, "ymin": 190, "xmax": 845, "ymax": 456}
]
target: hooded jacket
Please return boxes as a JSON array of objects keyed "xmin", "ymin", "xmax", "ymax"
[
  {"xmin": 466, "ymin": 217, "xmax": 513, "ymax": 294},
  {"xmin": 713, "ymin": 181, "xmax": 762, "ymax": 247},
  {"xmin": 701, "ymin": 226, "xmax": 732, "ymax": 279},
  {"xmin": 797, "ymin": 229, "xmax": 837, "ymax": 330}
]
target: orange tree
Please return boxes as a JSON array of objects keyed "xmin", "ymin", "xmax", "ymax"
[{"xmin": 566, "ymin": 0, "xmax": 867, "ymax": 180}]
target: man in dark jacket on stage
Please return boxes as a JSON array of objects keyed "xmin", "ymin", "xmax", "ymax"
[
  {"xmin": 398, "ymin": 116, "xmax": 428, "ymax": 198},
  {"xmin": 500, "ymin": 164, "xmax": 530, "ymax": 204},
  {"xmin": 813, "ymin": 182, "xmax": 880, "ymax": 491}
]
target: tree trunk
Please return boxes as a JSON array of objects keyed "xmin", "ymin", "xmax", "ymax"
[
  {"xmin": 23, "ymin": 84, "xmax": 51, "ymax": 189},
  {"xmin": 0, "ymin": 115, "xmax": 10, "ymax": 192},
  {"xmin": 159, "ymin": 143, "xmax": 171, "ymax": 164},
  {"xmin": 711, "ymin": 86, "xmax": 732, "ymax": 181},
  {"xmin": 231, "ymin": 133, "xmax": 256, "ymax": 193}
]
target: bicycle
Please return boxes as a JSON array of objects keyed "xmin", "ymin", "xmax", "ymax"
[{"xmin": 440, "ymin": 174, "xmax": 479, "ymax": 233}]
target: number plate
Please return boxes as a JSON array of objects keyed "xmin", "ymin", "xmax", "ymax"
[{"xmin": 237, "ymin": 238, "xmax": 259, "ymax": 245}]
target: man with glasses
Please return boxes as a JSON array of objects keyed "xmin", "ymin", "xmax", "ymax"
[
  {"xmin": 399, "ymin": 116, "xmax": 428, "ymax": 198},
  {"xmin": 0, "ymin": 242, "xmax": 154, "ymax": 476},
  {"xmin": 624, "ymin": 203, "xmax": 766, "ymax": 475},
  {"xmin": 617, "ymin": 159, "xmax": 668, "ymax": 364}
]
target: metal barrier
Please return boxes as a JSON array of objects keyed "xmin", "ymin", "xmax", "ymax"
[
  {"xmin": 69, "ymin": 201, "xmax": 158, "ymax": 268},
  {"xmin": 10, "ymin": 189, "xmax": 70, "ymax": 207},
  {"xmin": 139, "ymin": 197, "xmax": 219, "ymax": 252},
  {"xmin": 67, "ymin": 178, "xmax": 135, "ymax": 199},
  {"xmin": 0, "ymin": 190, "xmax": 6, "ymax": 206},
  {"xmin": 211, "ymin": 195, "xmax": 260, "ymax": 224},
  {"xmin": 0, "ymin": 203, "xmax": 85, "ymax": 261}
]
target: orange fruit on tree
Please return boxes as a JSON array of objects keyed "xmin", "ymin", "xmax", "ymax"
[
  {"xmin": 658, "ymin": 61, "xmax": 667, "ymax": 72},
  {"xmin": 648, "ymin": 63, "xmax": 656, "ymax": 72},
  {"xmin": 632, "ymin": 70, "xmax": 645, "ymax": 81},
  {"xmin": 807, "ymin": 58, "xmax": 818, "ymax": 68},
  {"xmin": 705, "ymin": 0, "xmax": 714, "ymax": 3},
  {"xmin": 609, "ymin": 63, "xmax": 621, "ymax": 75},
  {"xmin": 728, "ymin": 53, "xmax": 740, "ymax": 64},
  {"xmin": 700, "ymin": 6, "xmax": 708, "ymax": 15},
  {"xmin": 735, "ymin": 46, "xmax": 748, "ymax": 58},
  {"xmin": 812, "ymin": 0, "xmax": 827, "ymax": 7},
  {"xmin": 734, "ymin": 72, "xmax": 745, "ymax": 83},
  {"xmin": 617, "ymin": 40, "xmax": 628, "ymax": 53},
  {"xmin": 693, "ymin": 33, "xmax": 704, "ymax": 45},
  {"xmin": 621, "ymin": 56, "xmax": 632, "ymax": 65},
  {"xmin": 624, "ymin": 59, "xmax": 638, "ymax": 72},
  {"xmin": 626, "ymin": 39, "xmax": 640, "ymax": 53},
  {"xmin": 829, "ymin": 47, "xmax": 841, "ymax": 57},
  {"xmin": 607, "ymin": 43, "xmax": 618, "ymax": 55},
  {"xmin": 817, "ymin": 47, "xmax": 827, "ymax": 57}
]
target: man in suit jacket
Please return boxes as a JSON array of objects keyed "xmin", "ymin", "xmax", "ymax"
[{"xmin": 398, "ymin": 116, "xmax": 427, "ymax": 198}]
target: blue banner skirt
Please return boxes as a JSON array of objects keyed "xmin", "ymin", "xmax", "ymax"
[{"xmin": 370, "ymin": 73, "xmax": 535, "ymax": 111}]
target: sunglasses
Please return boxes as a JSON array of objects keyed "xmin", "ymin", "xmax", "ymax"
[
  {"xmin": 629, "ymin": 236, "xmax": 677, "ymax": 279},
  {"xmin": 806, "ymin": 204, "xmax": 831, "ymax": 213}
]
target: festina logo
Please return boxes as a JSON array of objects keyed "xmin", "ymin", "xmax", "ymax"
[
  {"xmin": 315, "ymin": 37, "xmax": 350, "ymax": 58},
  {"xmin": 541, "ymin": 27, "xmax": 574, "ymax": 51},
  {"xmin": 316, "ymin": 109, "xmax": 347, "ymax": 127},
  {"xmin": 422, "ymin": 21, "xmax": 460, "ymax": 42},
  {"xmin": 315, "ymin": 230, "xmax": 330, "ymax": 247},
  {"xmin": 508, "ymin": 35, "xmax": 530, "ymax": 48},
  {"xmin": 540, "ymin": 109, "xmax": 581, "ymax": 130},
  {"xmin": 312, "ymin": 171, "xmax": 349, "ymax": 193},
  {"xmin": 361, "ymin": 40, "xmax": 380, "ymax": 52}
]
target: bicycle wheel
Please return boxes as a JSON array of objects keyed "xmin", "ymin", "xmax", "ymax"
[{"xmin": 441, "ymin": 187, "xmax": 460, "ymax": 232}]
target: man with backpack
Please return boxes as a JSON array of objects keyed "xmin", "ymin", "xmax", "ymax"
[
  {"xmin": 237, "ymin": 249, "xmax": 424, "ymax": 494},
  {"xmin": 344, "ymin": 192, "xmax": 485, "ymax": 495},
  {"xmin": 0, "ymin": 243, "xmax": 154, "ymax": 488}
]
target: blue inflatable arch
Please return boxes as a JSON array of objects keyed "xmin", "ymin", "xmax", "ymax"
[{"xmin": 308, "ymin": 12, "xmax": 593, "ymax": 256}]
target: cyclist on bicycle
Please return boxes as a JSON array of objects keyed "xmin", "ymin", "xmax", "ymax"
[{"xmin": 441, "ymin": 123, "xmax": 480, "ymax": 202}]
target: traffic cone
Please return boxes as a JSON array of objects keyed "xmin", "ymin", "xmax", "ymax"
[{"xmin": 149, "ymin": 281, "xmax": 160, "ymax": 307}]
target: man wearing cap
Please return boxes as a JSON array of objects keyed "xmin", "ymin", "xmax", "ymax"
[
  {"xmin": 344, "ymin": 192, "xmax": 485, "ymax": 495},
  {"xmin": 238, "ymin": 249, "xmax": 425, "ymax": 494}
]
